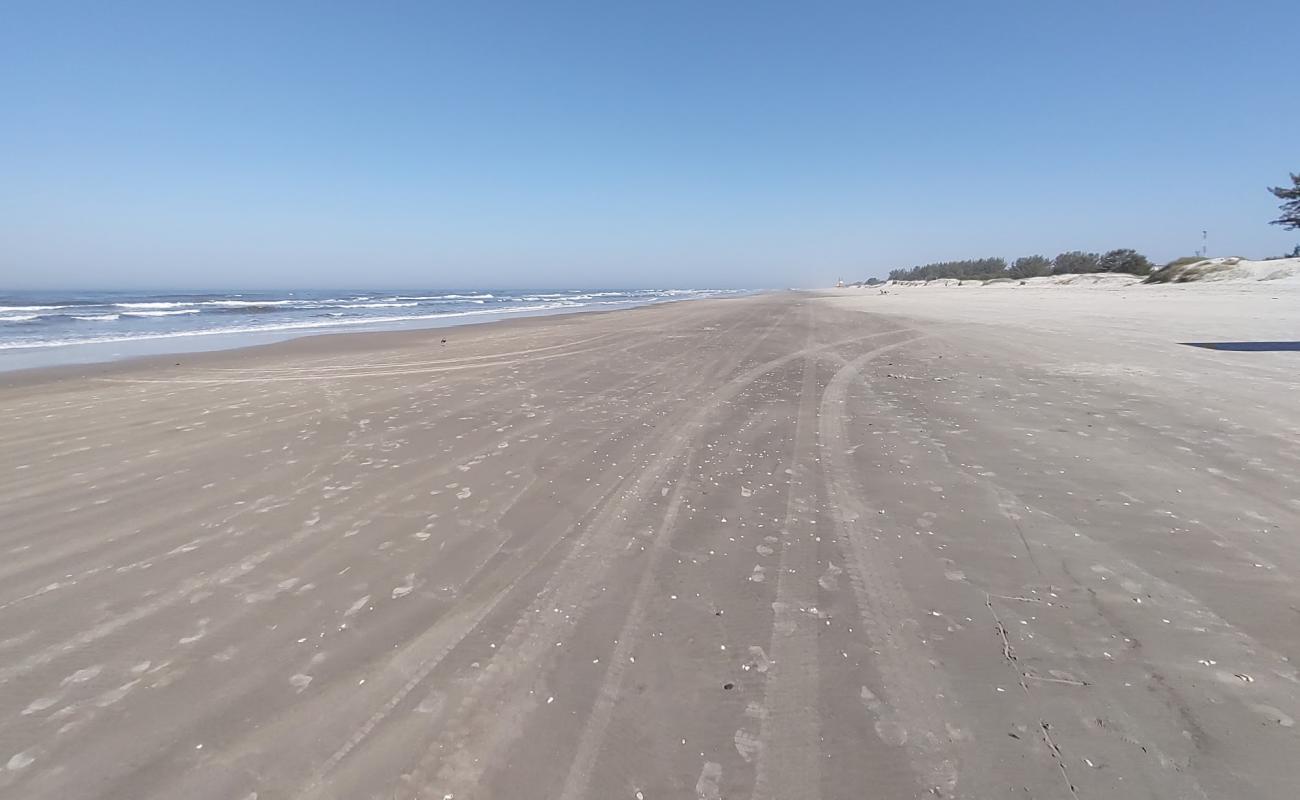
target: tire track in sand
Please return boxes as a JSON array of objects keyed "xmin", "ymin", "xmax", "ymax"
[
  {"xmin": 288, "ymin": 304, "xmax": 790, "ymax": 799},
  {"xmin": 0, "ymin": 320, "xmax": 730, "ymax": 691},
  {"xmin": 817, "ymin": 338, "xmax": 966, "ymax": 797},
  {"xmin": 404, "ymin": 324, "xmax": 915, "ymax": 800},
  {"xmin": 751, "ymin": 336, "xmax": 823, "ymax": 800},
  {"xmin": 551, "ymin": 455, "xmax": 694, "ymax": 800},
  {"xmin": 549, "ymin": 311, "xmax": 806, "ymax": 800}
]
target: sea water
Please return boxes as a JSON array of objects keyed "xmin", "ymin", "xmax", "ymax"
[{"xmin": 0, "ymin": 288, "xmax": 743, "ymax": 371}]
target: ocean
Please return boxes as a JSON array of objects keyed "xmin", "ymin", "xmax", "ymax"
[{"xmin": 0, "ymin": 288, "xmax": 743, "ymax": 371}]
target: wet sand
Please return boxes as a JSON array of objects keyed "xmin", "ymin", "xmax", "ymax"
[{"xmin": 1, "ymin": 291, "xmax": 1298, "ymax": 799}]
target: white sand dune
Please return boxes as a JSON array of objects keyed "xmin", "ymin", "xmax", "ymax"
[
  {"xmin": 1146, "ymin": 256, "xmax": 1300, "ymax": 284},
  {"xmin": 873, "ymin": 257, "xmax": 1300, "ymax": 289}
]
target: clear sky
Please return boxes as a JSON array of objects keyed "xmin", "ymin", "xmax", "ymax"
[{"xmin": 2, "ymin": 1, "xmax": 1297, "ymax": 289}]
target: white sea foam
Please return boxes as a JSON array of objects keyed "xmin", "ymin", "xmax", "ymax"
[
  {"xmin": 336, "ymin": 302, "xmax": 420, "ymax": 309},
  {"xmin": 0, "ymin": 290, "xmax": 746, "ymax": 354},
  {"xmin": 395, "ymin": 293, "xmax": 496, "ymax": 300},
  {"xmin": 0, "ymin": 302, "xmax": 571, "ymax": 350},
  {"xmin": 200, "ymin": 299, "xmax": 298, "ymax": 307}
]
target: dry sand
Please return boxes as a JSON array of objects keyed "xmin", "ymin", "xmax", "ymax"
[{"xmin": 1, "ymin": 289, "xmax": 1298, "ymax": 799}]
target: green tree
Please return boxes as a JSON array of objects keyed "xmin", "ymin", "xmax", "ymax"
[
  {"xmin": 1008, "ymin": 255, "xmax": 1052, "ymax": 279},
  {"xmin": 1052, "ymin": 251, "xmax": 1100, "ymax": 274},
  {"xmin": 1269, "ymin": 173, "xmax": 1300, "ymax": 230},
  {"xmin": 886, "ymin": 258, "xmax": 1007, "ymax": 281},
  {"xmin": 1097, "ymin": 248, "xmax": 1153, "ymax": 275}
]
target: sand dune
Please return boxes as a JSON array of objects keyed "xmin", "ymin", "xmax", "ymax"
[{"xmin": 1, "ymin": 292, "xmax": 1297, "ymax": 798}]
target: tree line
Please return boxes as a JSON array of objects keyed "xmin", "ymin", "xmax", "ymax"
[
  {"xmin": 883, "ymin": 249, "xmax": 1153, "ymax": 283},
  {"xmin": 857, "ymin": 172, "xmax": 1297, "ymax": 287}
]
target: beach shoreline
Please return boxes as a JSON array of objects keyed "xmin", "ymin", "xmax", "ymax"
[
  {"xmin": 0, "ymin": 288, "xmax": 750, "ymax": 375},
  {"xmin": 0, "ymin": 291, "xmax": 759, "ymax": 386}
]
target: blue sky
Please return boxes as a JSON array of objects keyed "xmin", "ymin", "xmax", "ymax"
[{"xmin": 2, "ymin": 1, "xmax": 1297, "ymax": 289}]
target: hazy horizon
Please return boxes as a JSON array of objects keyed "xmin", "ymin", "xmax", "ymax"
[
  {"xmin": 1, "ymin": 282, "xmax": 763, "ymax": 294},
  {"xmin": 3, "ymin": 1, "xmax": 1298, "ymax": 291}
]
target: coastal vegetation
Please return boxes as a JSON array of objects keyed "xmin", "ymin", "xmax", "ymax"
[
  {"xmin": 1144, "ymin": 257, "xmax": 1236, "ymax": 283},
  {"xmin": 857, "ymin": 172, "xmax": 1297, "ymax": 287},
  {"xmin": 879, "ymin": 249, "xmax": 1153, "ymax": 283},
  {"xmin": 1269, "ymin": 172, "xmax": 1300, "ymax": 230}
]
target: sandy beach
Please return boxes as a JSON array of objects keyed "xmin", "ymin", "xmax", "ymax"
[{"xmin": 2, "ymin": 289, "xmax": 1298, "ymax": 799}]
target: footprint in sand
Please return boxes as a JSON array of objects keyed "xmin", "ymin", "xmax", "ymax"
[
  {"xmin": 734, "ymin": 728, "xmax": 762, "ymax": 762},
  {"xmin": 345, "ymin": 595, "xmax": 371, "ymax": 616},
  {"xmin": 695, "ymin": 762, "xmax": 722, "ymax": 800},
  {"xmin": 1250, "ymin": 704, "xmax": 1295, "ymax": 728},
  {"xmin": 22, "ymin": 696, "xmax": 60, "ymax": 715},
  {"xmin": 6, "ymin": 751, "xmax": 35, "ymax": 771},
  {"xmin": 744, "ymin": 646, "xmax": 770, "ymax": 673},
  {"xmin": 819, "ymin": 562, "xmax": 843, "ymax": 590},
  {"xmin": 61, "ymin": 665, "xmax": 102, "ymax": 685}
]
